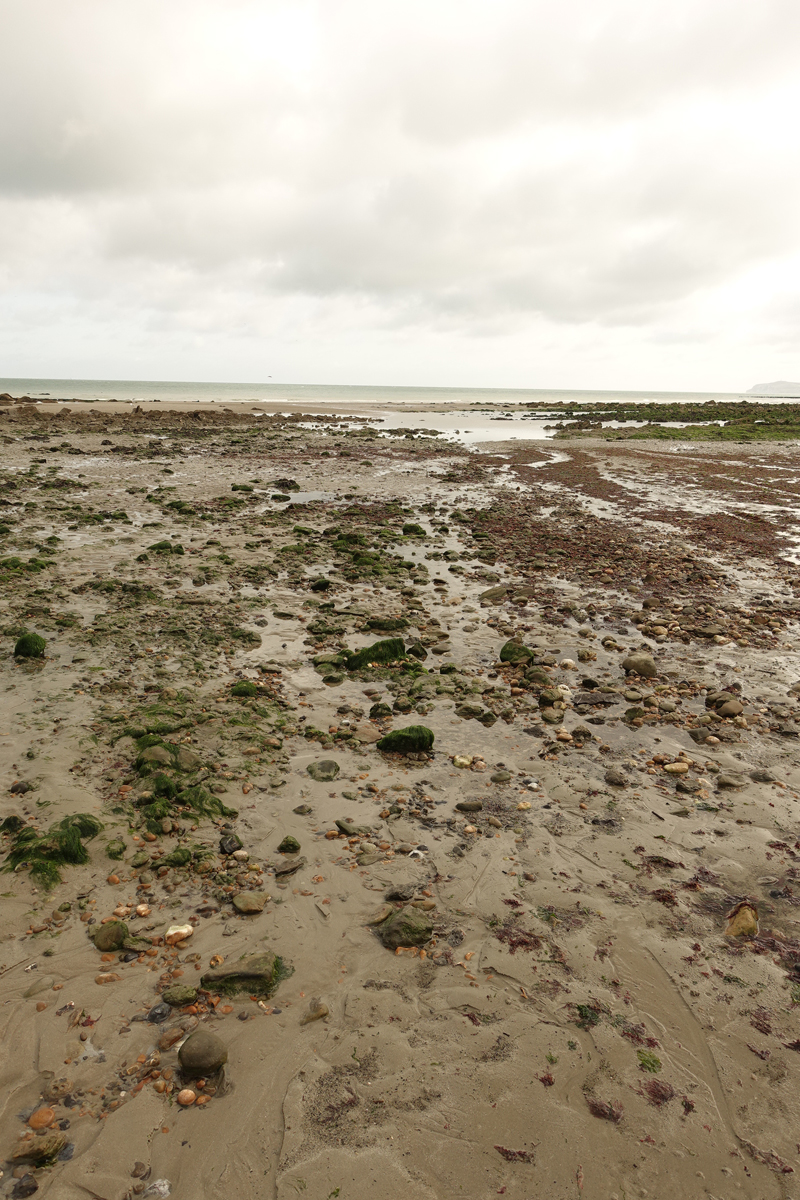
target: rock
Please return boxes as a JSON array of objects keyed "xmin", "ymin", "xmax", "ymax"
[
  {"xmin": 232, "ymin": 892, "xmax": 269, "ymax": 914},
  {"xmin": 718, "ymin": 700, "xmax": 743, "ymax": 717},
  {"xmin": 293, "ymin": 804, "xmax": 312, "ymax": 815},
  {"xmin": 378, "ymin": 905, "xmax": 433, "ymax": 950},
  {"xmin": 175, "ymin": 746, "xmax": 202, "ymax": 771},
  {"xmin": 352, "ymin": 723, "xmax": 382, "ymax": 743},
  {"xmin": 540, "ymin": 707, "xmax": 562, "ymax": 724},
  {"xmin": 335, "ymin": 819, "xmax": 373, "ymax": 835},
  {"xmin": 663, "ymin": 762, "xmax": 689, "ymax": 774},
  {"xmin": 277, "ymin": 835, "xmax": 300, "ymax": 854},
  {"xmin": 12, "ymin": 1175, "xmax": 38, "ymax": 1198},
  {"xmin": 91, "ymin": 921, "xmax": 128, "ymax": 952},
  {"xmin": 676, "ymin": 778, "xmax": 700, "ymax": 794},
  {"xmin": 491, "ymin": 770, "xmax": 511, "ymax": 783},
  {"xmin": 179, "ymin": 1029, "xmax": 228, "ymax": 1077},
  {"xmin": 139, "ymin": 745, "xmax": 173, "ymax": 767},
  {"xmin": 750, "ymin": 768, "xmax": 777, "ymax": 783},
  {"xmin": 499, "ymin": 640, "xmax": 533, "ymax": 664},
  {"xmin": 622, "ymin": 652, "xmax": 658, "ymax": 678},
  {"xmin": 299, "ymin": 997, "xmax": 329, "ymax": 1025},
  {"xmin": 177, "ymin": 1088, "xmax": 196, "ymax": 1106},
  {"xmin": 12, "ymin": 1132, "xmax": 67, "ymax": 1164},
  {"xmin": 147, "ymin": 1001, "xmax": 172, "ymax": 1023},
  {"xmin": 162, "ymin": 984, "xmax": 198, "ymax": 1006},
  {"xmin": 479, "ymin": 585, "xmax": 509, "ymax": 604},
  {"xmin": 385, "ymin": 883, "xmax": 416, "ymax": 901},
  {"xmin": 604, "ymin": 768, "xmax": 628, "ymax": 787},
  {"xmin": 14, "ymin": 633, "xmax": 46, "ymax": 658},
  {"xmin": 717, "ymin": 773, "xmax": 749, "ymax": 789},
  {"xmin": 456, "ymin": 800, "xmax": 483, "ymax": 812},
  {"xmin": 274, "ymin": 855, "xmax": 306, "ymax": 876},
  {"xmin": 219, "ymin": 833, "xmax": 243, "ymax": 855},
  {"xmin": 376, "ymin": 725, "xmax": 434, "ymax": 754},
  {"xmin": 725, "ymin": 901, "xmax": 758, "ymax": 938},
  {"xmin": 307, "ymin": 760, "xmax": 340, "ymax": 782},
  {"xmin": 455, "ymin": 703, "xmax": 485, "ymax": 720},
  {"xmin": 357, "ymin": 851, "xmax": 384, "ymax": 865},
  {"xmin": 452, "ymin": 755, "xmax": 472, "ymax": 768},
  {"xmin": 201, "ymin": 951, "xmax": 282, "ymax": 996}
]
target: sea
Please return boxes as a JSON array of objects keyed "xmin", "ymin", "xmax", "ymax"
[{"xmin": 0, "ymin": 378, "xmax": 758, "ymax": 445}]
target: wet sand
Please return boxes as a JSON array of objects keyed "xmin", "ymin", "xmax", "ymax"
[{"xmin": 1, "ymin": 400, "xmax": 800, "ymax": 1200}]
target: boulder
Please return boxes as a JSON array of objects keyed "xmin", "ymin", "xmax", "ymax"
[
  {"xmin": 201, "ymin": 950, "xmax": 282, "ymax": 996},
  {"xmin": 622, "ymin": 652, "xmax": 658, "ymax": 678},
  {"xmin": 378, "ymin": 905, "xmax": 433, "ymax": 950},
  {"xmin": 178, "ymin": 1029, "xmax": 228, "ymax": 1077},
  {"xmin": 499, "ymin": 640, "xmax": 533, "ymax": 664},
  {"xmin": 91, "ymin": 921, "xmax": 128, "ymax": 952},
  {"xmin": 307, "ymin": 760, "xmax": 340, "ymax": 782}
]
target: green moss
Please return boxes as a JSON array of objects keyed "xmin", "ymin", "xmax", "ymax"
[
  {"xmin": 377, "ymin": 724, "xmax": 434, "ymax": 754},
  {"xmin": 277, "ymin": 835, "xmax": 301, "ymax": 854},
  {"xmin": 106, "ymin": 838, "xmax": 126, "ymax": 860},
  {"xmin": 177, "ymin": 785, "xmax": 238, "ymax": 819},
  {"xmin": 14, "ymin": 632, "xmax": 46, "ymax": 658},
  {"xmin": 364, "ymin": 617, "xmax": 409, "ymax": 631}
]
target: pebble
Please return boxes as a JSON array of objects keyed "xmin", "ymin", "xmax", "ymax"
[
  {"xmin": 27, "ymin": 1107, "xmax": 54, "ymax": 1130},
  {"xmin": 176, "ymin": 1089, "xmax": 196, "ymax": 1106}
]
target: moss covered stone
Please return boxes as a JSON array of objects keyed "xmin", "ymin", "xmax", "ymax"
[
  {"xmin": 230, "ymin": 680, "xmax": 258, "ymax": 697},
  {"xmin": 377, "ymin": 725, "xmax": 434, "ymax": 754},
  {"xmin": 378, "ymin": 905, "xmax": 433, "ymax": 949},
  {"xmin": 499, "ymin": 639, "xmax": 533, "ymax": 664},
  {"xmin": 277, "ymin": 835, "xmax": 300, "ymax": 854},
  {"xmin": 346, "ymin": 638, "xmax": 407, "ymax": 671},
  {"xmin": 14, "ymin": 632, "xmax": 46, "ymax": 658}
]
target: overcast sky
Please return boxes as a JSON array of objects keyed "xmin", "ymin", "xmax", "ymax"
[{"xmin": 2, "ymin": 0, "xmax": 800, "ymax": 391}]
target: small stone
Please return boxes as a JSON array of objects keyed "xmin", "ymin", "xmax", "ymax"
[
  {"xmin": 177, "ymin": 1089, "xmax": 196, "ymax": 1106},
  {"xmin": 219, "ymin": 833, "xmax": 243, "ymax": 855},
  {"xmin": 307, "ymin": 760, "xmax": 340, "ymax": 782},
  {"xmin": 232, "ymin": 892, "xmax": 269, "ymax": 914},
  {"xmin": 717, "ymin": 773, "xmax": 749, "ymax": 789},
  {"xmin": 27, "ymin": 1107, "xmax": 55, "ymax": 1130},
  {"xmin": 452, "ymin": 755, "xmax": 473, "ymax": 769},
  {"xmin": 455, "ymin": 800, "xmax": 483, "ymax": 812},
  {"xmin": 162, "ymin": 984, "xmax": 198, "ymax": 1007},
  {"xmin": 725, "ymin": 901, "xmax": 758, "ymax": 939},
  {"xmin": 277, "ymin": 835, "xmax": 300, "ymax": 854},
  {"xmin": 490, "ymin": 770, "xmax": 511, "ymax": 783},
  {"xmin": 622, "ymin": 652, "xmax": 658, "ymax": 678},
  {"xmin": 604, "ymin": 768, "xmax": 628, "ymax": 787},
  {"xmin": 95, "ymin": 972, "xmax": 121, "ymax": 985},
  {"xmin": 165, "ymin": 924, "xmax": 193, "ymax": 945},
  {"xmin": 12, "ymin": 1175, "xmax": 39, "ymax": 1198},
  {"xmin": 750, "ymin": 767, "xmax": 777, "ymax": 783},
  {"xmin": 91, "ymin": 921, "xmax": 128, "ymax": 952},
  {"xmin": 147, "ymin": 1002, "xmax": 172, "ymax": 1024},
  {"xmin": 378, "ymin": 905, "xmax": 433, "ymax": 950},
  {"xmin": 293, "ymin": 804, "xmax": 312, "ymax": 815},
  {"xmin": 179, "ymin": 1030, "xmax": 228, "ymax": 1077},
  {"xmin": 718, "ymin": 700, "xmax": 743, "ymax": 717}
]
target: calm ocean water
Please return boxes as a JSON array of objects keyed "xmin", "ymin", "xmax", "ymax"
[{"xmin": 0, "ymin": 378, "xmax": 749, "ymax": 408}]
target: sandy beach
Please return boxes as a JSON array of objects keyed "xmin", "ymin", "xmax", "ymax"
[{"xmin": 2, "ymin": 398, "xmax": 800, "ymax": 1200}]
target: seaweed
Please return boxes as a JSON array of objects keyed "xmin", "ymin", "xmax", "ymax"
[{"xmin": 3, "ymin": 813, "xmax": 103, "ymax": 888}]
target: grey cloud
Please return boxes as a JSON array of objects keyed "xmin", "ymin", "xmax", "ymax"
[{"xmin": 2, "ymin": 0, "xmax": 800, "ymax": 382}]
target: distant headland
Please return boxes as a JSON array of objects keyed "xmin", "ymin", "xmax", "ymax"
[{"xmin": 747, "ymin": 380, "xmax": 800, "ymax": 397}]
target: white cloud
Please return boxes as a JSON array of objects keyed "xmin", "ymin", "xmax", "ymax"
[{"xmin": 2, "ymin": 0, "xmax": 800, "ymax": 388}]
